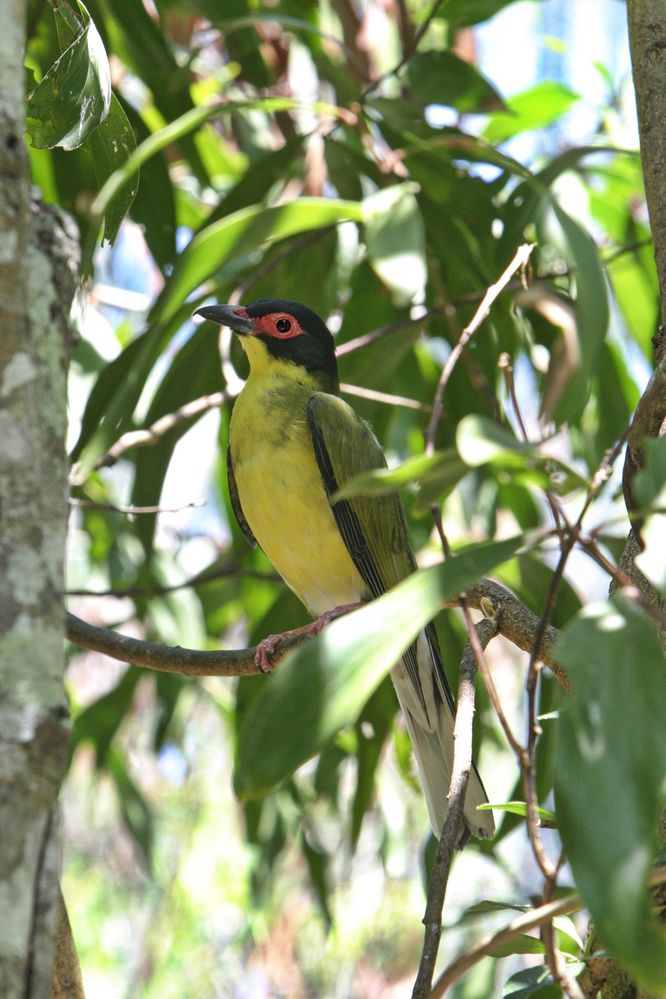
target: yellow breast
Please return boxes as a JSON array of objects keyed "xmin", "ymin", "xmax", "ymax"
[{"xmin": 229, "ymin": 354, "xmax": 367, "ymax": 616}]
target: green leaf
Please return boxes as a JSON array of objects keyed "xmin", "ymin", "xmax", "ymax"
[
  {"xmin": 484, "ymin": 82, "xmax": 580, "ymax": 144},
  {"xmin": 88, "ymin": 92, "xmax": 137, "ymax": 245},
  {"xmin": 235, "ymin": 536, "xmax": 521, "ymax": 800},
  {"xmin": 490, "ymin": 934, "xmax": 544, "ymax": 958},
  {"xmin": 90, "ymin": 96, "xmax": 347, "ymax": 222},
  {"xmin": 479, "ymin": 801, "xmax": 557, "ymax": 826},
  {"xmin": 555, "ymin": 597, "xmax": 666, "ymax": 992},
  {"xmin": 351, "ymin": 679, "xmax": 397, "ymax": 848},
  {"xmin": 363, "ymin": 184, "xmax": 427, "ymax": 306},
  {"xmin": 462, "ymin": 899, "xmax": 531, "ymax": 918},
  {"xmin": 129, "ymin": 322, "xmax": 222, "ymax": 556},
  {"xmin": 404, "ymin": 50, "xmax": 505, "ymax": 114},
  {"xmin": 26, "ymin": 0, "xmax": 111, "ymax": 151},
  {"xmin": 300, "ymin": 830, "xmax": 332, "ymax": 927},
  {"xmin": 441, "ymin": 0, "xmax": 523, "ymax": 26},
  {"xmin": 503, "ymin": 965, "xmax": 559, "ymax": 998},
  {"xmin": 457, "ymin": 416, "xmax": 536, "ymax": 468},
  {"xmin": 456, "ymin": 415, "xmax": 588, "ymax": 493},
  {"xmin": 153, "ymin": 197, "xmax": 365, "ymax": 329},
  {"xmin": 550, "ymin": 204, "xmax": 610, "ymax": 423},
  {"xmin": 332, "ymin": 449, "xmax": 467, "ymax": 501}
]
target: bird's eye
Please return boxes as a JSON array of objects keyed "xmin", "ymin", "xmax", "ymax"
[{"xmin": 276, "ymin": 318, "xmax": 292, "ymax": 333}]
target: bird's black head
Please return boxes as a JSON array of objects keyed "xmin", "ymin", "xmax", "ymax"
[{"xmin": 195, "ymin": 298, "xmax": 338, "ymax": 384}]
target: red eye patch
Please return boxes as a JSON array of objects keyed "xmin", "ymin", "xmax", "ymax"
[{"xmin": 253, "ymin": 312, "xmax": 305, "ymax": 340}]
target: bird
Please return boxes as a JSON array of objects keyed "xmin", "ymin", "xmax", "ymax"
[{"xmin": 194, "ymin": 297, "xmax": 494, "ymax": 841}]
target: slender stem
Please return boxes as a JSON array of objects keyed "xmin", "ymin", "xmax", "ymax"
[{"xmin": 425, "ymin": 244, "xmax": 535, "ymax": 456}]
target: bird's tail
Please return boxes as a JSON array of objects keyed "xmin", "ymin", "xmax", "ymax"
[{"xmin": 390, "ymin": 626, "xmax": 494, "ymax": 841}]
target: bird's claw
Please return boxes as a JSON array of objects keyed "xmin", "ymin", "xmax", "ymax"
[
  {"xmin": 254, "ymin": 634, "xmax": 283, "ymax": 673},
  {"xmin": 253, "ymin": 603, "xmax": 363, "ymax": 673}
]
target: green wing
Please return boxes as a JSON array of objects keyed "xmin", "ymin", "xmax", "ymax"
[{"xmin": 306, "ymin": 392, "xmax": 415, "ymax": 596}]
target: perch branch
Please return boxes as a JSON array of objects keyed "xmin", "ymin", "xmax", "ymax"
[{"xmin": 66, "ymin": 578, "xmax": 568, "ymax": 684}]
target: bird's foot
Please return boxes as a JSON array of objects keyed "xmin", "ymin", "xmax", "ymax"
[{"xmin": 254, "ymin": 603, "xmax": 363, "ymax": 673}]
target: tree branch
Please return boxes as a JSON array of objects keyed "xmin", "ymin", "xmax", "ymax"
[
  {"xmin": 428, "ymin": 894, "xmax": 582, "ymax": 997},
  {"xmin": 452, "ymin": 580, "xmax": 569, "ymax": 691},
  {"xmin": 66, "ymin": 577, "xmax": 568, "ymax": 685}
]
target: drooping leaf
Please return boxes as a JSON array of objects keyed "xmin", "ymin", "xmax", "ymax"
[
  {"xmin": 549, "ymin": 204, "xmax": 610, "ymax": 423},
  {"xmin": 88, "ymin": 92, "xmax": 137, "ymax": 246},
  {"xmin": 27, "ymin": 0, "xmax": 111, "ymax": 151},
  {"xmin": 503, "ymin": 965, "xmax": 560, "ymax": 998},
  {"xmin": 300, "ymin": 830, "xmax": 332, "ymax": 927},
  {"xmin": 456, "ymin": 415, "xmax": 588, "ymax": 494},
  {"xmin": 555, "ymin": 597, "xmax": 666, "ymax": 992},
  {"xmin": 478, "ymin": 801, "xmax": 557, "ymax": 826},
  {"xmin": 351, "ymin": 678, "xmax": 397, "ymax": 848},
  {"xmin": 441, "ymin": 0, "xmax": 523, "ymax": 26},
  {"xmin": 235, "ymin": 536, "xmax": 521, "ymax": 799}
]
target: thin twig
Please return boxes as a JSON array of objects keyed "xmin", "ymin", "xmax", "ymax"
[
  {"xmin": 425, "ymin": 244, "xmax": 535, "ymax": 456},
  {"xmin": 335, "ymin": 313, "xmax": 431, "ymax": 357},
  {"xmin": 361, "ymin": 0, "xmax": 447, "ymax": 99},
  {"xmin": 430, "ymin": 866, "xmax": 666, "ymax": 997},
  {"xmin": 428, "ymin": 895, "xmax": 582, "ymax": 997},
  {"xmin": 69, "ymin": 497, "xmax": 207, "ymax": 516},
  {"xmin": 90, "ymin": 390, "xmax": 231, "ymax": 472},
  {"xmin": 340, "ymin": 382, "xmax": 429, "ymax": 411}
]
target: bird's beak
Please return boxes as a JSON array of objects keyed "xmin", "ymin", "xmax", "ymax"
[{"xmin": 195, "ymin": 304, "xmax": 254, "ymax": 335}]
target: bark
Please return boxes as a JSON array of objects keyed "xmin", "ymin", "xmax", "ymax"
[
  {"xmin": 628, "ymin": 1, "xmax": 666, "ymax": 326},
  {"xmin": 0, "ymin": 1, "xmax": 79, "ymax": 995}
]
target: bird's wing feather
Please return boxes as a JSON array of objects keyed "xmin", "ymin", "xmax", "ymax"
[
  {"xmin": 306, "ymin": 393, "xmax": 415, "ymax": 593},
  {"xmin": 227, "ymin": 445, "xmax": 257, "ymax": 548}
]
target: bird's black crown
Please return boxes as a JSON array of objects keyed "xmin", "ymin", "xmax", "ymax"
[{"xmin": 247, "ymin": 299, "xmax": 338, "ymax": 382}]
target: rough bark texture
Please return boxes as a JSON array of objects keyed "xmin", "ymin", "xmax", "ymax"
[
  {"xmin": 628, "ymin": 1, "xmax": 666, "ymax": 327},
  {"xmin": 0, "ymin": 1, "xmax": 79, "ymax": 995}
]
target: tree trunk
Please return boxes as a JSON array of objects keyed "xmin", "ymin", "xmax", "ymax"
[{"xmin": 0, "ymin": 1, "xmax": 78, "ymax": 995}]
